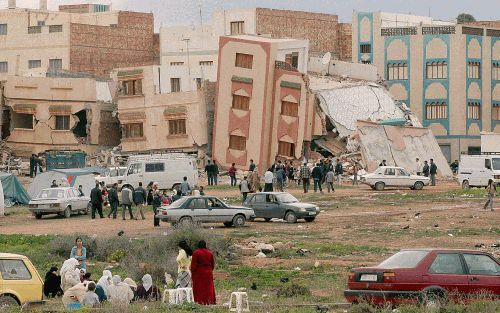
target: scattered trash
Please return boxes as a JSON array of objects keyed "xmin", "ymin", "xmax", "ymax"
[
  {"xmin": 474, "ymin": 243, "xmax": 485, "ymax": 248},
  {"xmin": 402, "ymin": 225, "xmax": 410, "ymax": 230},
  {"xmin": 294, "ymin": 267, "xmax": 301, "ymax": 271},
  {"xmin": 297, "ymin": 249, "xmax": 311, "ymax": 256},
  {"xmin": 448, "ymin": 234, "xmax": 454, "ymax": 237},
  {"xmin": 117, "ymin": 230, "xmax": 124, "ymax": 236},
  {"xmin": 251, "ymin": 283, "xmax": 257, "ymax": 290},
  {"xmin": 434, "ymin": 224, "xmax": 439, "ymax": 228},
  {"xmin": 280, "ymin": 277, "xmax": 289, "ymax": 283}
]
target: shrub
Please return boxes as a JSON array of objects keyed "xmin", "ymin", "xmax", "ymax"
[{"xmin": 276, "ymin": 283, "xmax": 311, "ymax": 298}]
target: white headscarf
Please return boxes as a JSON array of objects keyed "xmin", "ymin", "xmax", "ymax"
[
  {"xmin": 60, "ymin": 258, "xmax": 79, "ymax": 277},
  {"xmin": 112, "ymin": 275, "xmax": 122, "ymax": 286},
  {"xmin": 123, "ymin": 277, "xmax": 137, "ymax": 289},
  {"xmin": 142, "ymin": 274, "xmax": 152, "ymax": 292},
  {"xmin": 97, "ymin": 270, "xmax": 112, "ymax": 295}
]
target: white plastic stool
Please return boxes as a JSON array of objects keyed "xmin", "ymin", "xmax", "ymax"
[
  {"xmin": 176, "ymin": 288, "xmax": 194, "ymax": 304},
  {"xmin": 229, "ymin": 292, "xmax": 249, "ymax": 313},
  {"xmin": 162, "ymin": 289, "xmax": 178, "ymax": 305}
]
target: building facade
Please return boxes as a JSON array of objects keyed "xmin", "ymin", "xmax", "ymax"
[
  {"xmin": 213, "ymin": 35, "xmax": 322, "ymax": 173},
  {"xmin": 1, "ymin": 75, "xmax": 120, "ymax": 156},
  {"xmin": 352, "ymin": 11, "xmax": 500, "ymax": 161},
  {"xmin": 0, "ymin": 2, "xmax": 157, "ymax": 78},
  {"xmin": 113, "ymin": 66, "xmax": 208, "ymax": 153}
]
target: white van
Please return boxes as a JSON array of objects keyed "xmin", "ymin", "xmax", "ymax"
[
  {"xmin": 458, "ymin": 155, "xmax": 500, "ymax": 189},
  {"xmin": 121, "ymin": 154, "xmax": 198, "ymax": 190}
]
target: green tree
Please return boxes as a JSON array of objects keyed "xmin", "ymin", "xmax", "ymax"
[{"xmin": 457, "ymin": 13, "xmax": 476, "ymax": 24}]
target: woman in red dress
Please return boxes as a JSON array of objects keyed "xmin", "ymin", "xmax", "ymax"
[{"xmin": 190, "ymin": 240, "xmax": 216, "ymax": 305}]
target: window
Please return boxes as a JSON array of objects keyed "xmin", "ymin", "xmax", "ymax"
[
  {"xmin": 127, "ymin": 163, "xmax": 142, "ymax": 175},
  {"xmin": 28, "ymin": 26, "xmax": 42, "ymax": 34},
  {"xmin": 122, "ymin": 123, "xmax": 143, "ymax": 138},
  {"xmin": 397, "ymin": 169, "xmax": 409, "ymax": 176},
  {"xmin": 425, "ymin": 61, "xmax": 447, "ymax": 79},
  {"xmin": 229, "ymin": 135, "xmax": 246, "ymax": 151},
  {"xmin": 387, "ymin": 63, "xmax": 408, "ymax": 80},
  {"xmin": 429, "ymin": 253, "xmax": 465, "ymax": 274},
  {"xmin": 232, "ymin": 95, "xmax": 250, "ymax": 111},
  {"xmin": 49, "ymin": 25, "xmax": 63, "ymax": 33},
  {"xmin": 145, "ymin": 163, "xmax": 165, "ymax": 172},
  {"xmin": 199, "ymin": 61, "xmax": 213, "ymax": 66},
  {"xmin": 55, "ymin": 115, "xmax": 70, "ymax": 130},
  {"xmin": 467, "ymin": 102, "xmax": 481, "ymax": 120},
  {"xmin": 230, "ymin": 21, "xmax": 245, "ymax": 35},
  {"xmin": 37, "ymin": 21, "xmax": 45, "ymax": 26},
  {"xmin": 188, "ymin": 198, "xmax": 206, "ymax": 209},
  {"xmin": 278, "ymin": 141, "xmax": 295, "ymax": 157},
  {"xmin": 170, "ymin": 62, "xmax": 184, "ymax": 66},
  {"xmin": 493, "ymin": 63, "xmax": 500, "ymax": 81},
  {"xmin": 12, "ymin": 113, "xmax": 33, "ymax": 129},
  {"xmin": 378, "ymin": 250, "xmax": 429, "ymax": 269},
  {"xmin": 168, "ymin": 119, "xmax": 186, "ymax": 135},
  {"xmin": 285, "ymin": 52, "xmax": 299, "ymax": 69},
  {"xmin": 171, "ymin": 78, "xmax": 181, "ymax": 92},
  {"xmin": 0, "ymin": 24, "xmax": 7, "ymax": 35},
  {"xmin": 381, "ymin": 27, "xmax": 417, "ymax": 36},
  {"xmin": 426, "ymin": 102, "xmax": 447, "ymax": 120},
  {"xmin": 0, "ymin": 61, "xmax": 7, "ymax": 73},
  {"xmin": 463, "ymin": 254, "xmax": 499, "ymax": 276},
  {"xmin": 384, "ymin": 168, "xmax": 396, "ymax": 176},
  {"xmin": 49, "ymin": 58, "xmax": 62, "ymax": 70},
  {"xmin": 281, "ymin": 101, "xmax": 299, "ymax": 117},
  {"xmin": 360, "ymin": 44, "xmax": 371, "ymax": 53},
  {"xmin": 196, "ymin": 78, "xmax": 202, "ymax": 90},
  {"xmin": 0, "ymin": 259, "xmax": 32, "ymax": 280},
  {"xmin": 120, "ymin": 79, "xmax": 142, "ymax": 96},
  {"xmin": 494, "ymin": 104, "xmax": 500, "ymax": 121},
  {"xmin": 422, "ymin": 26, "xmax": 455, "ymax": 35},
  {"xmin": 468, "ymin": 61, "xmax": 481, "ymax": 79},
  {"xmin": 235, "ymin": 53, "xmax": 253, "ymax": 69},
  {"xmin": 28, "ymin": 60, "xmax": 41, "ymax": 69},
  {"xmin": 361, "ymin": 60, "xmax": 371, "ymax": 64}
]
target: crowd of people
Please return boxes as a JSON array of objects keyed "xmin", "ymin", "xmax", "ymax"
[{"xmin": 43, "ymin": 238, "xmax": 217, "ymax": 309}]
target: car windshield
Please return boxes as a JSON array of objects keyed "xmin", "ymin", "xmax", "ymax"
[
  {"xmin": 276, "ymin": 193, "xmax": 299, "ymax": 203},
  {"xmin": 378, "ymin": 250, "xmax": 429, "ymax": 269},
  {"xmin": 168, "ymin": 197, "xmax": 189, "ymax": 208},
  {"xmin": 119, "ymin": 168, "xmax": 127, "ymax": 176},
  {"xmin": 492, "ymin": 158, "xmax": 500, "ymax": 171},
  {"xmin": 37, "ymin": 189, "xmax": 65, "ymax": 199}
]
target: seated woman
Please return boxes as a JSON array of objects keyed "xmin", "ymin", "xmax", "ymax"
[
  {"xmin": 44, "ymin": 266, "xmax": 62, "ymax": 298},
  {"xmin": 62, "ymin": 283, "xmax": 86, "ymax": 309},
  {"xmin": 96, "ymin": 270, "xmax": 112, "ymax": 302},
  {"xmin": 60, "ymin": 259, "xmax": 80, "ymax": 292},
  {"xmin": 70, "ymin": 237, "xmax": 87, "ymax": 270},
  {"xmin": 123, "ymin": 277, "xmax": 138, "ymax": 301},
  {"xmin": 108, "ymin": 275, "xmax": 134, "ymax": 305},
  {"xmin": 136, "ymin": 274, "xmax": 160, "ymax": 301}
]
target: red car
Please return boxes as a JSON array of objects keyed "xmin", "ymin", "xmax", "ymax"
[{"xmin": 345, "ymin": 249, "xmax": 499, "ymax": 306}]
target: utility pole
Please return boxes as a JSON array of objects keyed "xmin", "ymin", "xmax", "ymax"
[{"xmin": 182, "ymin": 38, "xmax": 192, "ymax": 85}]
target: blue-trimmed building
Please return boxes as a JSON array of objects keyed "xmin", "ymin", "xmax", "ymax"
[{"xmin": 352, "ymin": 12, "xmax": 500, "ymax": 162}]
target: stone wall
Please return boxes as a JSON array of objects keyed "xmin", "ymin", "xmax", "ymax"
[
  {"xmin": 338, "ymin": 23, "xmax": 352, "ymax": 61},
  {"xmin": 69, "ymin": 12, "xmax": 157, "ymax": 76},
  {"xmin": 465, "ymin": 21, "xmax": 500, "ymax": 28},
  {"xmin": 98, "ymin": 109, "xmax": 121, "ymax": 147}
]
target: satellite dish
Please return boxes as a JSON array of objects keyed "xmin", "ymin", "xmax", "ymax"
[{"xmin": 321, "ymin": 52, "xmax": 332, "ymax": 65}]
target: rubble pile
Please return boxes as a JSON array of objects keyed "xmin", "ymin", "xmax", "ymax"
[{"xmin": 0, "ymin": 140, "xmax": 24, "ymax": 174}]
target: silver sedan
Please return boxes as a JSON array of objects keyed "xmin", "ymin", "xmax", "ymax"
[{"xmin": 28, "ymin": 187, "xmax": 91, "ymax": 219}]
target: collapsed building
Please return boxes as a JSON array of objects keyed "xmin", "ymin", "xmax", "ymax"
[{"xmin": 1, "ymin": 74, "xmax": 120, "ymax": 157}]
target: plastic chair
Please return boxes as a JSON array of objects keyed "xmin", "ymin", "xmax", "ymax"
[
  {"xmin": 176, "ymin": 287, "xmax": 194, "ymax": 304},
  {"xmin": 229, "ymin": 291, "xmax": 249, "ymax": 313},
  {"xmin": 162, "ymin": 289, "xmax": 178, "ymax": 305}
]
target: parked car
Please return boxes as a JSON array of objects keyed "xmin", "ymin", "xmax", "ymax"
[
  {"xmin": 0, "ymin": 253, "xmax": 44, "ymax": 309},
  {"xmin": 28, "ymin": 187, "xmax": 91, "ymax": 219},
  {"xmin": 156, "ymin": 196, "xmax": 255, "ymax": 227},
  {"xmin": 363, "ymin": 166, "xmax": 430, "ymax": 191},
  {"xmin": 458, "ymin": 155, "xmax": 499, "ymax": 189},
  {"xmin": 244, "ymin": 192, "xmax": 320, "ymax": 223},
  {"xmin": 95, "ymin": 167, "xmax": 127, "ymax": 189},
  {"xmin": 345, "ymin": 249, "xmax": 499, "ymax": 307}
]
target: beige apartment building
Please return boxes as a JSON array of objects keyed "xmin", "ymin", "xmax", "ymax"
[
  {"xmin": 112, "ymin": 66, "xmax": 208, "ymax": 153},
  {"xmin": 0, "ymin": 2, "xmax": 157, "ymax": 78},
  {"xmin": 352, "ymin": 12, "xmax": 500, "ymax": 161},
  {"xmin": 213, "ymin": 35, "xmax": 323, "ymax": 173},
  {"xmin": 1, "ymin": 75, "xmax": 120, "ymax": 156}
]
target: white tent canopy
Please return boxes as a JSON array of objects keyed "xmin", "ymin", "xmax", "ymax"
[{"xmin": 29, "ymin": 169, "xmax": 96, "ymax": 199}]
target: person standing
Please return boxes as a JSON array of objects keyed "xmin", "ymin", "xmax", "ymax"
[
  {"xmin": 415, "ymin": 158, "xmax": 422, "ymax": 176},
  {"xmin": 250, "ymin": 168, "xmax": 260, "ymax": 192},
  {"xmin": 264, "ymin": 169, "xmax": 274, "ymax": 192},
  {"xmin": 107, "ymin": 183, "xmax": 119, "ymax": 219},
  {"xmin": 70, "ymin": 237, "xmax": 87, "ymax": 270},
  {"xmin": 249, "ymin": 159, "xmax": 256, "ymax": 172},
  {"xmin": 326, "ymin": 167, "xmax": 335, "ymax": 193},
  {"xmin": 90, "ymin": 183, "xmax": 104, "ymax": 219},
  {"xmin": 78, "ymin": 185, "xmax": 84, "ymax": 197},
  {"xmin": 176, "ymin": 240, "xmax": 193, "ymax": 289},
  {"xmin": 352, "ymin": 165, "xmax": 359, "ymax": 186},
  {"xmin": 483, "ymin": 179, "xmax": 496, "ymax": 211},
  {"xmin": 300, "ymin": 162, "xmax": 311, "ymax": 193},
  {"xmin": 51, "ymin": 180, "xmax": 58, "ymax": 188},
  {"xmin": 379, "ymin": 160, "xmax": 387, "ymax": 167},
  {"xmin": 121, "ymin": 185, "xmax": 134, "ymax": 220},
  {"xmin": 205, "ymin": 160, "xmax": 214, "ymax": 186},
  {"xmin": 450, "ymin": 160, "xmax": 459, "ymax": 175},
  {"xmin": 191, "ymin": 240, "xmax": 216, "ymax": 305},
  {"xmin": 228, "ymin": 163, "xmax": 237, "ymax": 187},
  {"xmin": 146, "ymin": 182, "xmax": 154, "ymax": 205},
  {"xmin": 152, "ymin": 185, "xmax": 162, "ymax": 227},
  {"xmin": 239, "ymin": 176, "xmax": 250, "ymax": 202},
  {"xmin": 180, "ymin": 176, "xmax": 192, "ymax": 196},
  {"xmin": 422, "ymin": 161, "xmax": 430, "ymax": 177},
  {"xmin": 212, "ymin": 161, "xmax": 219, "ymax": 186},
  {"xmin": 335, "ymin": 161, "xmax": 344, "ymax": 185},
  {"xmin": 276, "ymin": 166, "xmax": 285, "ymax": 192},
  {"xmin": 429, "ymin": 159, "xmax": 437, "ymax": 186},
  {"xmin": 29, "ymin": 154, "xmax": 36, "ymax": 178},
  {"xmin": 133, "ymin": 182, "xmax": 147, "ymax": 220},
  {"xmin": 312, "ymin": 163, "xmax": 323, "ymax": 193}
]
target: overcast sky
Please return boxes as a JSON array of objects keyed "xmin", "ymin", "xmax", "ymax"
[{"xmin": 2, "ymin": 0, "xmax": 499, "ymax": 28}]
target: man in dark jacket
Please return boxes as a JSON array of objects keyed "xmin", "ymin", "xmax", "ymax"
[
  {"xmin": 429, "ymin": 159, "xmax": 438, "ymax": 186},
  {"xmin": 205, "ymin": 160, "xmax": 214, "ymax": 186},
  {"xmin": 422, "ymin": 161, "xmax": 430, "ymax": 177},
  {"xmin": 107, "ymin": 183, "xmax": 119, "ymax": 219},
  {"xmin": 29, "ymin": 154, "xmax": 36, "ymax": 178},
  {"xmin": 133, "ymin": 182, "xmax": 147, "ymax": 220},
  {"xmin": 90, "ymin": 182, "xmax": 104, "ymax": 219},
  {"xmin": 312, "ymin": 163, "xmax": 323, "ymax": 193},
  {"xmin": 335, "ymin": 161, "xmax": 344, "ymax": 185}
]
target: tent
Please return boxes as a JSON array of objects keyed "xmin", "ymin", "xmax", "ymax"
[
  {"xmin": 0, "ymin": 172, "xmax": 31, "ymax": 206},
  {"xmin": 28, "ymin": 168, "xmax": 96, "ymax": 199}
]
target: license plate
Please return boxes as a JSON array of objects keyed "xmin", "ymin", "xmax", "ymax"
[
  {"xmin": 308, "ymin": 212, "xmax": 316, "ymax": 215},
  {"xmin": 360, "ymin": 274, "xmax": 378, "ymax": 282}
]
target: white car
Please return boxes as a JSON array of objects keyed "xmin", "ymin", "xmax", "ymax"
[
  {"xmin": 28, "ymin": 187, "xmax": 91, "ymax": 219},
  {"xmin": 95, "ymin": 167, "xmax": 127, "ymax": 189},
  {"xmin": 363, "ymin": 166, "xmax": 430, "ymax": 191}
]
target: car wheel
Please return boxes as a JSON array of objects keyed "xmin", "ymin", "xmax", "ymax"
[
  {"xmin": 0, "ymin": 295, "xmax": 19, "ymax": 309},
  {"xmin": 64, "ymin": 207, "xmax": 71, "ymax": 218},
  {"xmin": 35, "ymin": 213, "xmax": 42, "ymax": 220},
  {"xmin": 84, "ymin": 203, "xmax": 91, "ymax": 215},
  {"xmin": 179, "ymin": 216, "xmax": 193, "ymax": 227},
  {"xmin": 420, "ymin": 290, "xmax": 446, "ymax": 309},
  {"xmin": 223, "ymin": 222, "xmax": 233, "ymax": 227},
  {"xmin": 285, "ymin": 211, "xmax": 297, "ymax": 224},
  {"xmin": 264, "ymin": 218, "xmax": 272, "ymax": 222},
  {"xmin": 232, "ymin": 215, "xmax": 246, "ymax": 227},
  {"xmin": 462, "ymin": 180, "xmax": 470, "ymax": 190},
  {"xmin": 374, "ymin": 182, "xmax": 385, "ymax": 191},
  {"xmin": 413, "ymin": 181, "xmax": 424, "ymax": 190},
  {"xmin": 304, "ymin": 217, "xmax": 315, "ymax": 222}
]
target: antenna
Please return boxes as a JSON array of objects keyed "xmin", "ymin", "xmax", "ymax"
[
  {"xmin": 321, "ymin": 52, "xmax": 332, "ymax": 76},
  {"xmin": 199, "ymin": 3, "xmax": 203, "ymax": 27}
]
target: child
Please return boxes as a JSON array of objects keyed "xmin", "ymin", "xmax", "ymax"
[
  {"xmin": 82, "ymin": 282, "xmax": 100, "ymax": 308},
  {"xmin": 326, "ymin": 168, "xmax": 335, "ymax": 193}
]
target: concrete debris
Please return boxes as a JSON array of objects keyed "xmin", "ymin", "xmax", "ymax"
[{"xmin": 256, "ymin": 252, "xmax": 267, "ymax": 258}]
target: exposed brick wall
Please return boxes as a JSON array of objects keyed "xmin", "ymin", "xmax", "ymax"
[
  {"xmin": 98, "ymin": 110, "xmax": 121, "ymax": 146},
  {"xmin": 59, "ymin": 4, "xmax": 93, "ymax": 13},
  {"xmin": 256, "ymin": 8, "xmax": 340, "ymax": 56},
  {"xmin": 338, "ymin": 23, "xmax": 352, "ymax": 61},
  {"xmin": 153, "ymin": 33, "xmax": 161, "ymax": 64},
  {"xmin": 69, "ymin": 12, "xmax": 157, "ymax": 76},
  {"xmin": 465, "ymin": 21, "xmax": 500, "ymax": 28}
]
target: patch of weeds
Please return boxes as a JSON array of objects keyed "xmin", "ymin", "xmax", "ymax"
[{"xmin": 276, "ymin": 283, "xmax": 311, "ymax": 298}]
